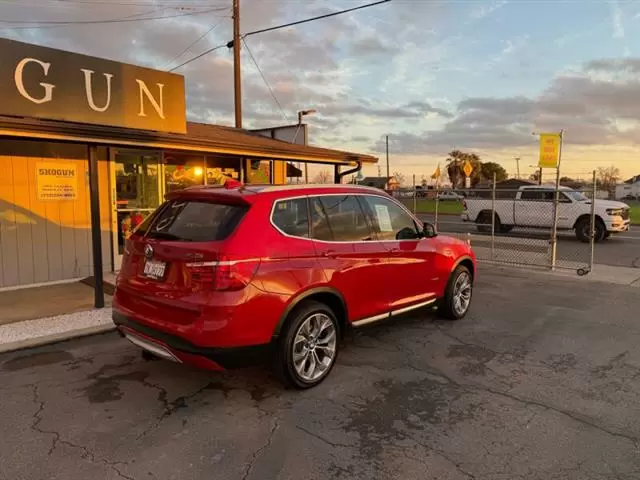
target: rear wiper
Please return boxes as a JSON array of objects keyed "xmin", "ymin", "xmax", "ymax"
[{"xmin": 147, "ymin": 231, "xmax": 190, "ymax": 241}]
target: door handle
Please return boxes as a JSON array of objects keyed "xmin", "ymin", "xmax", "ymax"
[{"xmin": 322, "ymin": 250, "xmax": 336, "ymax": 258}]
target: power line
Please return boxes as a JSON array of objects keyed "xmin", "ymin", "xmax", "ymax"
[
  {"xmin": 173, "ymin": 0, "xmax": 392, "ymax": 70},
  {"xmin": 0, "ymin": 7, "xmax": 228, "ymax": 29},
  {"xmin": 161, "ymin": 13, "xmax": 229, "ymax": 70},
  {"xmin": 169, "ymin": 43, "xmax": 227, "ymax": 72},
  {"xmin": 242, "ymin": 37, "xmax": 289, "ymax": 122},
  {"xmin": 242, "ymin": 0, "xmax": 391, "ymax": 41}
]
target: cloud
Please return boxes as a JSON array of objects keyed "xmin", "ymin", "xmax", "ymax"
[
  {"xmin": 469, "ymin": 0, "xmax": 509, "ymax": 20},
  {"xmin": 372, "ymin": 57, "xmax": 640, "ymax": 154},
  {"xmin": 610, "ymin": 0, "xmax": 625, "ymax": 39}
]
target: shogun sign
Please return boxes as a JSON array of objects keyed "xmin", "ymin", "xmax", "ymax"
[{"xmin": 0, "ymin": 38, "xmax": 187, "ymax": 134}]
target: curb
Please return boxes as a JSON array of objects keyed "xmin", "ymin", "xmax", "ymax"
[{"xmin": 0, "ymin": 323, "xmax": 116, "ymax": 354}]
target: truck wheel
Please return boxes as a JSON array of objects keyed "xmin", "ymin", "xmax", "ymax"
[
  {"xmin": 499, "ymin": 225, "xmax": 513, "ymax": 234},
  {"xmin": 575, "ymin": 217, "xmax": 606, "ymax": 243},
  {"xmin": 476, "ymin": 211, "xmax": 500, "ymax": 234}
]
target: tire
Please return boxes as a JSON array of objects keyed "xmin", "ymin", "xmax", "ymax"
[
  {"xmin": 575, "ymin": 217, "xmax": 606, "ymax": 243},
  {"xmin": 275, "ymin": 301, "xmax": 340, "ymax": 389},
  {"xmin": 499, "ymin": 225, "xmax": 514, "ymax": 234},
  {"xmin": 476, "ymin": 211, "xmax": 500, "ymax": 234},
  {"xmin": 438, "ymin": 265, "xmax": 473, "ymax": 320}
]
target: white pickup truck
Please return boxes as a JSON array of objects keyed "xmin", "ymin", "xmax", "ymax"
[{"xmin": 461, "ymin": 185, "xmax": 631, "ymax": 242}]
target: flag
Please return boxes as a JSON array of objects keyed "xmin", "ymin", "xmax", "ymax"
[{"xmin": 431, "ymin": 164, "xmax": 441, "ymax": 180}]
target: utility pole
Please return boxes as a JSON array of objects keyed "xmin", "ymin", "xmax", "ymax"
[
  {"xmin": 233, "ymin": 0, "xmax": 242, "ymax": 129},
  {"xmin": 515, "ymin": 157, "xmax": 521, "ymax": 179},
  {"xmin": 385, "ymin": 135, "xmax": 390, "ymax": 179}
]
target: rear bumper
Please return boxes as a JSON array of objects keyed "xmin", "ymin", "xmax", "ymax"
[{"xmin": 113, "ymin": 311, "xmax": 274, "ymax": 370}]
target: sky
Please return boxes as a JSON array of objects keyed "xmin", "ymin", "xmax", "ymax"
[{"xmin": 1, "ymin": 0, "xmax": 640, "ymax": 184}]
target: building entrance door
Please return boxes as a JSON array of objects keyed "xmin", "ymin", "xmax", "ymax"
[{"xmin": 110, "ymin": 150, "xmax": 162, "ymax": 271}]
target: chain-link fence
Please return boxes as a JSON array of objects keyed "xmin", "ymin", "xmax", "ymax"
[{"xmin": 393, "ymin": 171, "xmax": 634, "ymax": 274}]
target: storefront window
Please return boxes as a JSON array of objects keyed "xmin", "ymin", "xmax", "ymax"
[
  {"xmin": 247, "ymin": 159, "xmax": 272, "ymax": 184},
  {"xmin": 206, "ymin": 156, "xmax": 241, "ymax": 185},
  {"xmin": 163, "ymin": 153, "xmax": 205, "ymax": 194},
  {"xmin": 114, "ymin": 153, "xmax": 161, "ymax": 255}
]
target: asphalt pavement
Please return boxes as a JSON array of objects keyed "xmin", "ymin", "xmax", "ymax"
[
  {"xmin": 419, "ymin": 214, "xmax": 640, "ymax": 269},
  {"xmin": 2, "ymin": 268, "xmax": 640, "ymax": 480}
]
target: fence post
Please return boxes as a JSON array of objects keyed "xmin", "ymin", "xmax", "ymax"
[
  {"xmin": 550, "ymin": 130, "xmax": 564, "ymax": 271},
  {"xmin": 589, "ymin": 170, "xmax": 597, "ymax": 273},
  {"xmin": 412, "ymin": 174, "xmax": 417, "ymax": 214},
  {"xmin": 491, "ymin": 173, "xmax": 496, "ymax": 260},
  {"xmin": 434, "ymin": 180, "xmax": 440, "ymax": 229}
]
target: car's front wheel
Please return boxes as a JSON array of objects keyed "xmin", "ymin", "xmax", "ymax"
[
  {"xmin": 438, "ymin": 265, "xmax": 473, "ymax": 320},
  {"xmin": 276, "ymin": 301, "xmax": 339, "ymax": 389}
]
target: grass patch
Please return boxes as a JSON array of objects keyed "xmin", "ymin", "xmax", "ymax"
[
  {"xmin": 627, "ymin": 201, "xmax": 640, "ymax": 225},
  {"xmin": 398, "ymin": 199, "xmax": 464, "ymax": 215}
]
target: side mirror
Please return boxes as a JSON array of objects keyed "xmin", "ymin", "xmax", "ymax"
[{"xmin": 422, "ymin": 222, "xmax": 438, "ymax": 238}]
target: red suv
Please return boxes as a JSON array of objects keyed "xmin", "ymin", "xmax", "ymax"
[{"xmin": 113, "ymin": 182, "xmax": 476, "ymax": 388}]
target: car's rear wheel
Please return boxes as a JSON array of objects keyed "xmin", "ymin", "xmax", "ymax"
[
  {"xmin": 438, "ymin": 265, "xmax": 473, "ymax": 320},
  {"xmin": 276, "ymin": 301, "xmax": 339, "ymax": 389}
]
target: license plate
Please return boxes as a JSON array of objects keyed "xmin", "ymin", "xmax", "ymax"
[{"xmin": 143, "ymin": 259, "xmax": 166, "ymax": 280}]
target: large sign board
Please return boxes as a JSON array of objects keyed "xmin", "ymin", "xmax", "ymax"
[
  {"xmin": 538, "ymin": 133, "xmax": 561, "ymax": 168},
  {"xmin": 0, "ymin": 38, "xmax": 186, "ymax": 133}
]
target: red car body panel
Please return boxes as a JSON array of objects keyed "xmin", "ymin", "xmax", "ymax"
[{"xmin": 113, "ymin": 183, "xmax": 476, "ymax": 370}]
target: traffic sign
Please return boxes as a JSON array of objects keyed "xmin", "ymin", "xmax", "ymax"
[{"xmin": 462, "ymin": 160, "xmax": 473, "ymax": 177}]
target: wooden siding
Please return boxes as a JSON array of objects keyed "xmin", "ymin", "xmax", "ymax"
[{"xmin": 0, "ymin": 140, "xmax": 111, "ymax": 288}]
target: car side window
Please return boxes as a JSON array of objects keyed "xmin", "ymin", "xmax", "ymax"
[
  {"xmin": 362, "ymin": 195, "xmax": 420, "ymax": 241},
  {"xmin": 272, "ymin": 198, "xmax": 310, "ymax": 238},
  {"xmin": 520, "ymin": 190, "xmax": 543, "ymax": 201},
  {"xmin": 313, "ymin": 195, "xmax": 374, "ymax": 242},
  {"xmin": 310, "ymin": 197, "xmax": 333, "ymax": 241}
]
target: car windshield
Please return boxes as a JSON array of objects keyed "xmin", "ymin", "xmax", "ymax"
[{"xmin": 563, "ymin": 190, "xmax": 589, "ymax": 202}]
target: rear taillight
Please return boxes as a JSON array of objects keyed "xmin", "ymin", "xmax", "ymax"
[{"xmin": 186, "ymin": 257, "xmax": 259, "ymax": 291}]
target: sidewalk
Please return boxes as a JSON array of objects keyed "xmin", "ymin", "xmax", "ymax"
[{"xmin": 0, "ymin": 274, "xmax": 117, "ymax": 353}]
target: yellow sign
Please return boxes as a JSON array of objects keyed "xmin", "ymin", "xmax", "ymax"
[
  {"xmin": 36, "ymin": 162, "xmax": 78, "ymax": 201},
  {"xmin": 538, "ymin": 133, "xmax": 561, "ymax": 168},
  {"xmin": 462, "ymin": 160, "xmax": 473, "ymax": 177}
]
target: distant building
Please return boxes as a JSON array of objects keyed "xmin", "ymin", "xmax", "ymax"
[{"xmin": 615, "ymin": 175, "xmax": 640, "ymax": 199}]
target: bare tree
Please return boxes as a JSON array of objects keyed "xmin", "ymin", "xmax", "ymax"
[
  {"xmin": 596, "ymin": 165, "xmax": 621, "ymax": 191},
  {"xmin": 392, "ymin": 171, "xmax": 406, "ymax": 186},
  {"xmin": 312, "ymin": 170, "xmax": 333, "ymax": 184}
]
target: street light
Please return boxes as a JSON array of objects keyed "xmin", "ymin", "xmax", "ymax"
[{"xmin": 297, "ymin": 109, "xmax": 317, "ymax": 183}]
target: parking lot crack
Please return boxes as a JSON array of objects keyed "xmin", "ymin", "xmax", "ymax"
[
  {"xmin": 408, "ymin": 363, "xmax": 640, "ymax": 449},
  {"xmin": 242, "ymin": 419, "xmax": 280, "ymax": 480},
  {"xmin": 30, "ymin": 385, "xmax": 134, "ymax": 480},
  {"xmin": 295, "ymin": 425, "xmax": 355, "ymax": 448},
  {"xmin": 137, "ymin": 380, "xmax": 215, "ymax": 440}
]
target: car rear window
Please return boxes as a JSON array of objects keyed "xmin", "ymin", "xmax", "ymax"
[{"xmin": 142, "ymin": 200, "xmax": 248, "ymax": 242}]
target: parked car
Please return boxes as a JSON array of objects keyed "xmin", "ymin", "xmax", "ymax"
[
  {"xmin": 622, "ymin": 194, "xmax": 638, "ymax": 201},
  {"xmin": 462, "ymin": 185, "xmax": 630, "ymax": 242},
  {"xmin": 113, "ymin": 182, "xmax": 476, "ymax": 389},
  {"xmin": 438, "ymin": 191, "xmax": 464, "ymax": 201}
]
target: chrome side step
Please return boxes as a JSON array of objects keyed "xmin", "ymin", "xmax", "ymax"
[{"xmin": 351, "ymin": 298, "xmax": 436, "ymax": 328}]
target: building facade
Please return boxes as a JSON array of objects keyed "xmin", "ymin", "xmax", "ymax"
[{"xmin": 0, "ymin": 39, "xmax": 376, "ymax": 293}]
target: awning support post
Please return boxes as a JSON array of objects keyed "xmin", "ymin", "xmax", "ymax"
[
  {"xmin": 336, "ymin": 161, "xmax": 362, "ymax": 184},
  {"xmin": 88, "ymin": 144, "xmax": 105, "ymax": 309}
]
